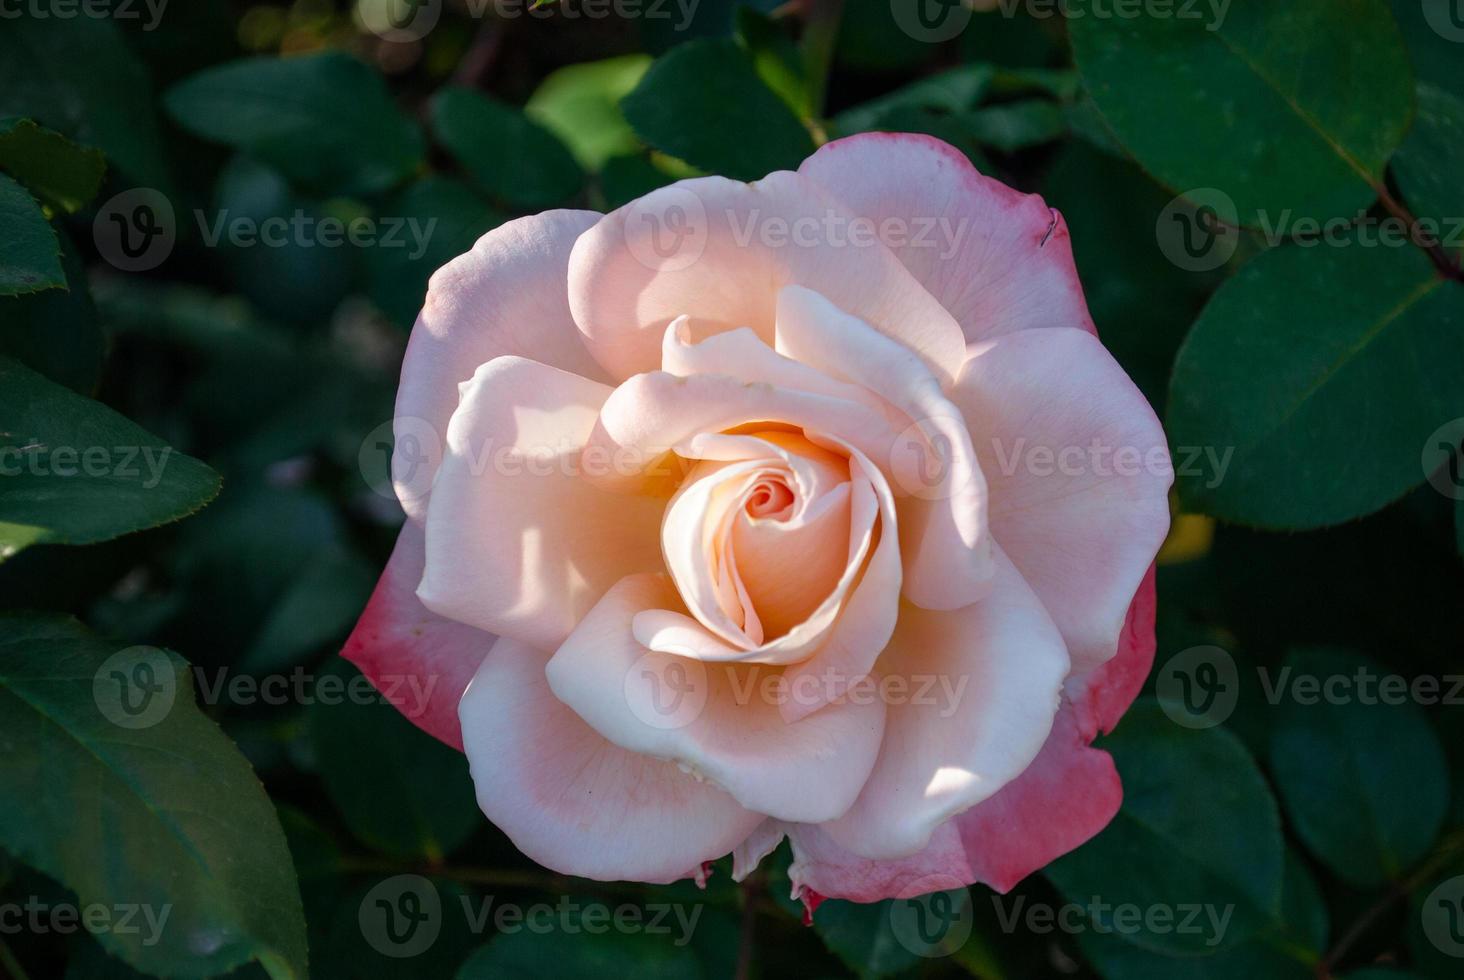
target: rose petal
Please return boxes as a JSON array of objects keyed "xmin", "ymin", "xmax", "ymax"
[
  {"xmin": 951, "ymin": 328, "xmax": 1171, "ymax": 674},
  {"xmin": 544, "ymin": 573, "xmax": 888, "ymax": 824},
  {"xmin": 418, "ymin": 356, "xmax": 664, "ymax": 651},
  {"xmin": 568, "ymin": 171, "xmax": 967, "ymax": 383},
  {"xmin": 798, "ymin": 132, "xmax": 1096, "ymax": 344},
  {"xmin": 393, "ymin": 210, "xmax": 607, "ymax": 517},
  {"xmin": 458, "ymin": 635, "xmax": 764, "ymax": 882},
  {"xmin": 342, "ymin": 521, "xmax": 491, "ymax": 750},
  {"xmin": 818, "ymin": 546, "xmax": 1069, "ymax": 859}
]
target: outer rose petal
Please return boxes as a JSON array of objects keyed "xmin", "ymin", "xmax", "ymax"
[
  {"xmin": 798, "ymin": 132, "xmax": 1096, "ymax": 344},
  {"xmin": 418, "ymin": 356, "xmax": 664, "ymax": 652},
  {"xmin": 392, "ymin": 211, "xmax": 608, "ymax": 518},
  {"xmin": 951, "ymin": 328, "xmax": 1171, "ymax": 675},
  {"xmin": 778, "ymin": 572, "xmax": 1157, "ymax": 903},
  {"xmin": 545, "ymin": 574, "xmax": 887, "ymax": 824},
  {"xmin": 567, "ymin": 171, "xmax": 967, "ymax": 384},
  {"xmin": 342, "ymin": 521, "xmax": 491, "ymax": 749},
  {"xmin": 819, "ymin": 547, "xmax": 1069, "ymax": 860},
  {"xmin": 459, "ymin": 636, "xmax": 765, "ymax": 882}
]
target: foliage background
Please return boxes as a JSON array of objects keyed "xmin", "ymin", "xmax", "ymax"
[{"xmin": 1, "ymin": 0, "xmax": 1462, "ymax": 977}]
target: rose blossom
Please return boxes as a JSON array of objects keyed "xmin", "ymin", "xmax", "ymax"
[{"xmin": 344, "ymin": 133, "xmax": 1172, "ymax": 907}]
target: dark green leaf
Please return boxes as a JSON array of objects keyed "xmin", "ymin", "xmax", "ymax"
[
  {"xmin": 1269, "ymin": 647, "xmax": 1450, "ymax": 886},
  {"xmin": 0, "ymin": 356, "xmax": 220, "ymax": 560},
  {"xmin": 0, "ymin": 172, "xmax": 63, "ymax": 296},
  {"xmin": 308, "ymin": 659, "xmax": 478, "ymax": 861},
  {"xmin": 431, "ymin": 88, "xmax": 584, "ymax": 209},
  {"xmin": 1393, "ymin": 84, "xmax": 1464, "ymax": 255},
  {"xmin": 812, "ymin": 895, "xmax": 929, "ymax": 978},
  {"xmin": 622, "ymin": 38, "xmax": 815, "ymax": 180},
  {"xmin": 736, "ymin": 7, "xmax": 809, "ymax": 118},
  {"xmin": 165, "ymin": 52, "xmax": 424, "ymax": 195},
  {"xmin": 0, "ymin": 225, "xmax": 105, "ymax": 393},
  {"xmin": 1168, "ymin": 240, "xmax": 1464, "ymax": 528},
  {"xmin": 599, "ymin": 154, "xmax": 678, "ymax": 211},
  {"xmin": 1388, "ymin": 0, "xmax": 1464, "ymax": 99},
  {"xmin": 1046, "ymin": 700, "xmax": 1284, "ymax": 954},
  {"xmin": 960, "ymin": 99, "xmax": 1066, "ymax": 152},
  {"xmin": 0, "ymin": 18, "xmax": 171, "ymax": 190},
  {"xmin": 1070, "ymin": 0, "xmax": 1414, "ymax": 225},
  {"xmin": 0, "ymin": 614, "xmax": 308, "ymax": 978},
  {"xmin": 458, "ymin": 924, "xmax": 704, "ymax": 979},
  {"xmin": 833, "ymin": 65, "xmax": 994, "ymax": 136},
  {"xmin": 0, "ymin": 116, "xmax": 105, "ymax": 213}
]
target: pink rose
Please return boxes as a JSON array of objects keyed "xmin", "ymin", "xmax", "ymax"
[{"xmin": 345, "ymin": 133, "xmax": 1171, "ymax": 906}]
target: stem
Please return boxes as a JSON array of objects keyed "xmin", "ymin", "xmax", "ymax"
[
  {"xmin": 1374, "ymin": 181, "xmax": 1464, "ymax": 282},
  {"xmin": 734, "ymin": 872, "xmax": 762, "ymax": 980},
  {"xmin": 801, "ymin": 0, "xmax": 846, "ymax": 122},
  {"xmin": 1316, "ymin": 829, "xmax": 1464, "ymax": 977}
]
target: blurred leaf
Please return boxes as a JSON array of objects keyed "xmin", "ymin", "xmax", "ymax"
[
  {"xmin": 0, "ymin": 18, "xmax": 172, "ymax": 190},
  {"xmin": 960, "ymin": 10, "xmax": 1064, "ymax": 68},
  {"xmin": 833, "ymin": 0, "xmax": 931, "ymax": 72},
  {"xmin": 308, "ymin": 659, "xmax": 478, "ymax": 861},
  {"xmin": 1269, "ymin": 648, "xmax": 1450, "ymax": 887},
  {"xmin": 1393, "ymin": 84, "xmax": 1464, "ymax": 255},
  {"xmin": 599, "ymin": 153, "xmax": 678, "ymax": 211},
  {"xmin": 365, "ymin": 175, "xmax": 503, "ymax": 328},
  {"xmin": 960, "ymin": 99, "xmax": 1065, "ymax": 151},
  {"xmin": 1388, "ymin": 0, "xmax": 1464, "ymax": 99},
  {"xmin": 0, "ymin": 356, "xmax": 220, "ymax": 560},
  {"xmin": 1070, "ymin": 0, "xmax": 1414, "ymax": 225},
  {"xmin": 526, "ymin": 55, "xmax": 652, "ymax": 171},
  {"xmin": 165, "ymin": 52, "xmax": 424, "ymax": 196},
  {"xmin": 736, "ymin": 7, "xmax": 809, "ymax": 119},
  {"xmin": 0, "ymin": 614, "xmax": 308, "ymax": 978},
  {"xmin": 833, "ymin": 64, "xmax": 994, "ymax": 136},
  {"xmin": 1064, "ymin": 94, "xmax": 1126, "ymax": 157},
  {"xmin": 1046, "ymin": 700, "xmax": 1283, "ymax": 954},
  {"xmin": 458, "ymin": 924, "xmax": 704, "ymax": 979},
  {"xmin": 323, "ymin": 876, "xmax": 478, "ymax": 979},
  {"xmin": 847, "ymin": 104, "xmax": 992, "ymax": 171},
  {"xmin": 0, "ymin": 173, "xmax": 63, "ymax": 296},
  {"xmin": 812, "ymin": 895, "xmax": 929, "ymax": 978},
  {"xmin": 988, "ymin": 66, "xmax": 1080, "ymax": 101},
  {"xmin": 1167, "ymin": 241, "xmax": 1464, "ymax": 528},
  {"xmin": 0, "ymin": 225, "xmax": 105, "ymax": 393},
  {"xmin": 0, "ymin": 116, "xmax": 104, "ymax": 213},
  {"xmin": 431, "ymin": 88, "xmax": 584, "ymax": 209},
  {"xmin": 1077, "ymin": 851, "xmax": 1327, "ymax": 979},
  {"xmin": 622, "ymin": 38, "xmax": 815, "ymax": 181},
  {"xmin": 241, "ymin": 544, "xmax": 377, "ymax": 674}
]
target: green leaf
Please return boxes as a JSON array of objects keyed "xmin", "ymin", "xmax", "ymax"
[
  {"xmin": 812, "ymin": 896, "xmax": 930, "ymax": 978},
  {"xmin": 308, "ymin": 659, "xmax": 479, "ymax": 861},
  {"xmin": 0, "ymin": 172, "xmax": 63, "ymax": 296},
  {"xmin": 735, "ymin": 7, "xmax": 809, "ymax": 119},
  {"xmin": 1070, "ymin": 0, "xmax": 1414, "ymax": 226},
  {"xmin": 0, "ymin": 226, "xmax": 104, "ymax": 393},
  {"xmin": 1046, "ymin": 700, "xmax": 1284, "ymax": 955},
  {"xmin": 240, "ymin": 544, "xmax": 377, "ymax": 673},
  {"xmin": 365, "ymin": 175, "xmax": 504, "ymax": 328},
  {"xmin": 1393, "ymin": 84, "xmax": 1464, "ymax": 255},
  {"xmin": 0, "ymin": 356, "xmax": 220, "ymax": 560},
  {"xmin": 430, "ymin": 88, "xmax": 584, "ymax": 209},
  {"xmin": 1388, "ymin": 0, "xmax": 1464, "ymax": 99},
  {"xmin": 525, "ymin": 55, "xmax": 651, "ymax": 171},
  {"xmin": 0, "ymin": 117, "xmax": 105, "ymax": 213},
  {"xmin": 1269, "ymin": 648, "xmax": 1450, "ymax": 887},
  {"xmin": 1167, "ymin": 240, "xmax": 1464, "ymax": 528},
  {"xmin": 458, "ymin": 923, "xmax": 704, "ymax": 979},
  {"xmin": 0, "ymin": 18, "xmax": 172, "ymax": 190},
  {"xmin": 599, "ymin": 154, "xmax": 678, "ymax": 211},
  {"xmin": 622, "ymin": 38, "xmax": 815, "ymax": 181},
  {"xmin": 165, "ymin": 52, "xmax": 424, "ymax": 195},
  {"xmin": 959, "ymin": 99, "xmax": 1066, "ymax": 152},
  {"xmin": 832, "ymin": 64, "xmax": 994, "ymax": 136},
  {"xmin": 0, "ymin": 614, "xmax": 308, "ymax": 978},
  {"xmin": 1076, "ymin": 850, "xmax": 1327, "ymax": 980}
]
